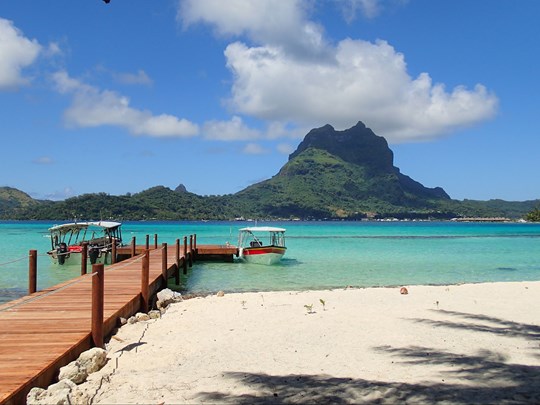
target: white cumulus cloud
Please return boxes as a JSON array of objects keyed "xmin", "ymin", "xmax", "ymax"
[
  {"xmin": 179, "ymin": 0, "xmax": 498, "ymax": 143},
  {"xmin": 52, "ymin": 70, "xmax": 199, "ymax": 137},
  {"xmin": 224, "ymin": 38, "xmax": 498, "ymax": 142},
  {"xmin": 178, "ymin": 0, "xmax": 328, "ymax": 58},
  {"xmin": 0, "ymin": 18, "xmax": 42, "ymax": 89},
  {"xmin": 203, "ymin": 116, "xmax": 261, "ymax": 140}
]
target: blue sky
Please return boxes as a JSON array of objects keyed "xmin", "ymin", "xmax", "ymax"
[{"xmin": 0, "ymin": 0, "xmax": 538, "ymax": 201}]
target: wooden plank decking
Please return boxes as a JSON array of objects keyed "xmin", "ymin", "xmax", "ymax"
[{"xmin": 0, "ymin": 242, "xmax": 238, "ymax": 405}]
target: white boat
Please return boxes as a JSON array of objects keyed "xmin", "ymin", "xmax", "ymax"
[
  {"xmin": 238, "ymin": 227, "xmax": 287, "ymax": 265},
  {"xmin": 47, "ymin": 221, "xmax": 123, "ymax": 266}
]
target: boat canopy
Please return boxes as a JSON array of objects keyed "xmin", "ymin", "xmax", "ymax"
[
  {"xmin": 238, "ymin": 226, "xmax": 286, "ymax": 249},
  {"xmin": 49, "ymin": 221, "xmax": 122, "ymax": 232},
  {"xmin": 239, "ymin": 227, "xmax": 286, "ymax": 233}
]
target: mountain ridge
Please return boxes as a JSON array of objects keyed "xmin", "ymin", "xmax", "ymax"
[
  {"xmin": 287, "ymin": 121, "xmax": 449, "ymax": 200},
  {"xmin": 0, "ymin": 122, "xmax": 537, "ymax": 220}
]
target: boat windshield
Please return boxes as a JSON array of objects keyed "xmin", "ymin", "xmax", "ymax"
[{"xmin": 239, "ymin": 227, "xmax": 286, "ymax": 248}]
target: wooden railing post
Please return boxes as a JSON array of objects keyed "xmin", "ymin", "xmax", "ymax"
[
  {"xmin": 28, "ymin": 250, "xmax": 37, "ymax": 294},
  {"xmin": 175, "ymin": 238, "xmax": 180, "ymax": 285},
  {"xmin": 145, "ymin": 234, "xmax": 150, "ymax": 250},
  {"xmin": 161, "ymin": 242, "xmax": 168, "ymax": 285},
  {"xmin": 141, "ymin": 250, "xmax": 150, "ymax": 313},
  {"xmin": 91, "ymin": 263, "xmax": 104, "ymax": 348},
  {"xmin": 189, "ymin": 235, "xmax": 193, "ymax": 267},
  {"xmin": 154, "ymin": 234, "xmax": 158, "ymax": 249},
  {"xmin": 193, "ymin": 234, "xmax": 197, "ymax": 262},
  {"xmin": 81, "ymin": 242, "xmax": 88, "ymax": 275},
  {"xmin": 111, "ymin": 238, "xmax": 117, "ymax": 264},
  {"xmin": 131, "ymin": 236, "xmax": 136, "ymax": 257},
  {"xmin": 183, "ymin": 237, "xmax": 188, "ymax": 275}
]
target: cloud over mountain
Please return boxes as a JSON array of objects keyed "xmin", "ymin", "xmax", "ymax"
[{"xmin": 178, "ymin": 0, "xmax": 498, "ymax": 143}]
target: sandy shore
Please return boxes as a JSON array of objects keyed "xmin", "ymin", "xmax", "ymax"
[{"xmin": 78, "ymin": 282, "xmax": 540, "ymax": 404}]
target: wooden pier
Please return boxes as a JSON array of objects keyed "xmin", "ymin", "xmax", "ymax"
[{"xmin": 0, "ymin": 237, "xmax": 238, "ymax": 405}]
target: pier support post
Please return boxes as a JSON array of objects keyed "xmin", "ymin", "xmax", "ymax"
[
  {"xmin": 193, "ymin": 234, "xmax": 197, "ymax": 262},
  {"xmin": 141, "ymin": 250, "xmax": 150, "ymax": 313},
  {"xmin": 175, "ymin": 238, "xmax": 180, "ymax": 285},
  {"xmin": 145, "ymin": 234, "xmax": 149, "ymax": 250},
  {"xmin": 111, "ymin": 238, "xmax": 117, "ymax": 264},
  {"xmin": 189, "ymin": 235, "xmax": 193, "ymax": 267},
  {"xmin": 28, "ymin": 250, "xmax": 37, "ymax": 294},
  {"xmin": 183, "ymin": 237, "xmax": 188, "ymax": 275},
  {"xmin": 91, "ymin": 263, "xmax": 104, "ymax": 348},
  {"xmin": 131, "ymin": 236, "xmax": 136, "ymax": 257},
  {"xmin": 81, "ymin": 242, "xmax": 88, "ymax": 275},
  {"xmin": 154, "ymin": 234, "xmax": 158, "ymax": 249},
  {"xmin": 161, "ymin": 242, "xmax": 168, "ymax": 286}
]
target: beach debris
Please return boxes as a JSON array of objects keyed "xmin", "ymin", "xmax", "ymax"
[
  {"xmin": 126, "ymin": 311, "xmax": 158, "ymax": 324},
  {"xmin": 156, "ymin": 288, "xmax": 183, "ymax": 310},
  {"xmin": 135, "ymin": 312, "xmax": 150, "ymax": 322},
  {"xmin": 27, "ymin": 378, "xmax": 89, "ymax": 405},
  {"xmin": 304, "ymin": 304, "xmax": 314, "ymax": 314},
  {"xmin": 216, "ymin": 290, "xmax": 225, "ymax": 297},
  {"xmin": 119, "ymin": 317, "xmax": 128, "ymax": 326},
  {"xmin": 319, "ymin": 298, "xmax": 326, "ymax": 311},
  {"xmin": 58, "ymin": 347, "xmax": 107, "ymax": 384},
  {"xmin": 400, "ymin": 287, "xmax": 408, "ymax": 295}
]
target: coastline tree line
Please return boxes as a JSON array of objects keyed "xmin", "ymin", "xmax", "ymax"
[{"xmin": 1, "ymin": 185, "xmax": 539, "ymax": 222}]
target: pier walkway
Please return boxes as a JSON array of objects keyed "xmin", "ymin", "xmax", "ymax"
[{"xmin": 0, "ymin": 240, "xmax": 238, "ymax": 405}]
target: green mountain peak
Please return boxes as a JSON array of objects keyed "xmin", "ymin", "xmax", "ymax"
[{"xmin": 289, "ymin": 121, "xmax": 394, "ymax": 174}]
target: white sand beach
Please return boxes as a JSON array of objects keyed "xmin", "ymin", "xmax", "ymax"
[{"xmin": 77, "ymin": 282, "xmax": 540, "ymax": 404}]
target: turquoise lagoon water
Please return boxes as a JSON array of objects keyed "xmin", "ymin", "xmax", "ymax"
[{"xmin": 1, "ymin": 220, "xmax": 540, "ymax": 303}]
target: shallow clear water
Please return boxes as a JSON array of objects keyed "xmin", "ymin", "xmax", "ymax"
[{"xmin": 1, "ymin": 220, "xmax": 540, "ymax": 303}]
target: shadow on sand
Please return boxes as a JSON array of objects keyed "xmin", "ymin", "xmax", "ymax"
[{"xmin": 197, "ymin": 310, "xmax": 540, "ymax": 404}]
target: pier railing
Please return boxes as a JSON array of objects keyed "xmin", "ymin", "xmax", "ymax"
[
  {"xmin": 3, "ymin": 235, "xmax": 198, "ymax": 343},
  {"xmin": 0, "ymin": 233, "xmax": 202, "ymax": 405}
]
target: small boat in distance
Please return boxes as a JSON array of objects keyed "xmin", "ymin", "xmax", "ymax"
[
  {"xmin": 47, "ymin": 221, "xmax": 123, "ymax": 266},
  {"xmin": 238, "ymin": 227, "xmax": 287, "ymax": 265}
]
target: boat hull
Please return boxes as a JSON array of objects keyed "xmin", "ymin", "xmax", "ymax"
[
  {"xmin": 240, "ymin": 246, "xmax": 286, "ymax": 265},
  {"xmin": 47, "ymin": 250, "xmax": 113, "ymax": 266}
]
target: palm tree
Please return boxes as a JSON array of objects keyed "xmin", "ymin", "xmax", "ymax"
[{"xmin": 525, "ymin": 207, "xmax": 540, "ymax": 222}]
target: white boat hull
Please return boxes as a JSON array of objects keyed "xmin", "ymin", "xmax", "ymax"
[{"xmin": 240, "ymin": 247, "xmax": 286, "ymax": 265}]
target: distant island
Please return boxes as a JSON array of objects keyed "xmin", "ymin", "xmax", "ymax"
[{"xmin": 1, "ymin": 122, "xmax": 538, "ymax": 221}]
